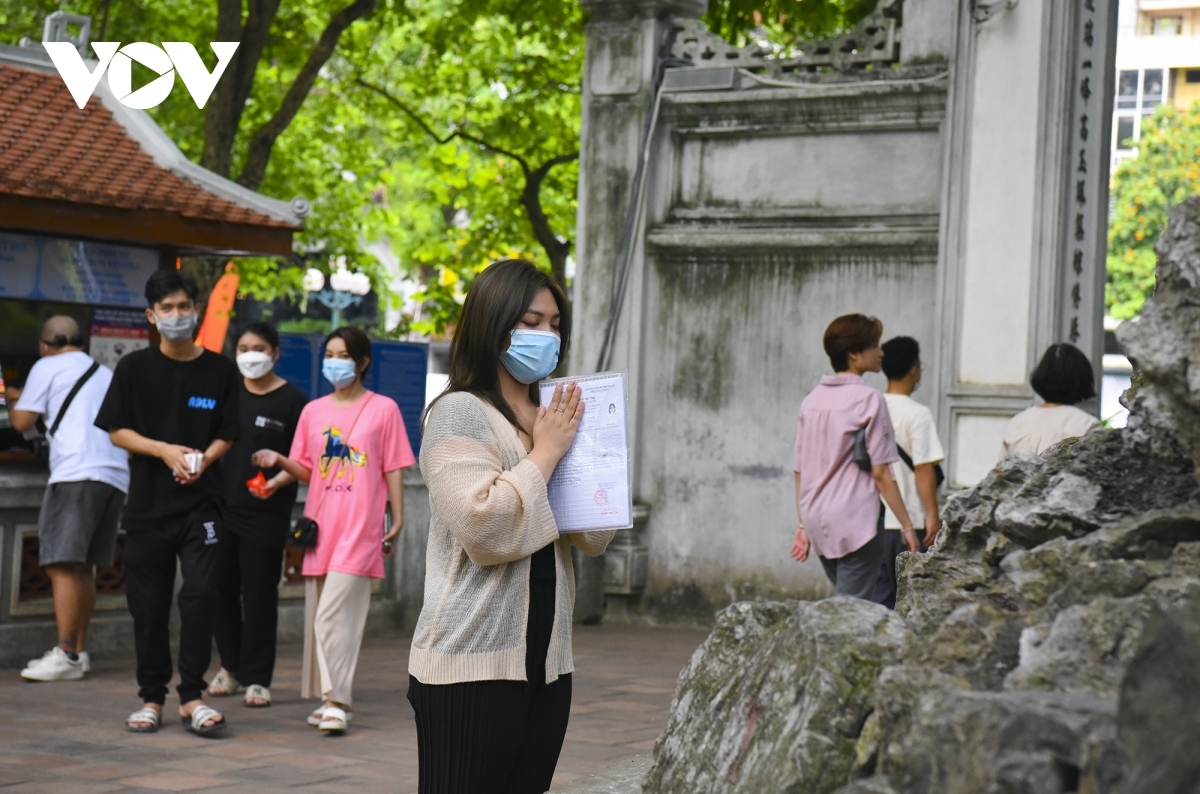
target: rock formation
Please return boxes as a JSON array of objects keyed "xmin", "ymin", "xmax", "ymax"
[{"xmin": 642, "ymin": 199, "xmax": 1200, "ymax": 794}]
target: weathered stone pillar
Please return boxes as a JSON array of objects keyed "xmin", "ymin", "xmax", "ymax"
[
  {"xmin": 573, "ymin": 0, "xmax": 706, "ymax": 379},
  {"xmin": 572, "ymin": 0, "xmax": 704, "ymax": 623}
]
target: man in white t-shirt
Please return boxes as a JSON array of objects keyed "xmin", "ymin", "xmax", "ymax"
[
  {"xmin": 876, "ymin": 336, "xmax": 944, "ymax": 609},
  {"xmin": 9, "ymin": 316, "xmax": 130, "ymax": 682}
]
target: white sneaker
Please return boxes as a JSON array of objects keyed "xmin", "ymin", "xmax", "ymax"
[
  {"xmin": 27, "ymin": 649, "xmax": 88, "ymax": 673},
  {"xmin": 21, "ymin": 647, "xmax": 84, "ymax": 682}
]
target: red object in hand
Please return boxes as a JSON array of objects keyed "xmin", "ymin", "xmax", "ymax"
[{"xmin": 246, "ymin": 471, "xmax": 270, "ymax": 497}]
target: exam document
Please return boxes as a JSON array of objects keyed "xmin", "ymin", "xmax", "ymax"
[{"xmin": 539, "ymin": 372, "xmax": 633, "ymax": 533}]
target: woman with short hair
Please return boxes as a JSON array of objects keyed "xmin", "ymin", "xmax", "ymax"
[
  {"xmin": 251, "ymin": 326, "xmax": 415, "ymax": 732},
  {"xmin": 409, "ymin": 259, "xmax": 614, "ymax": 793},
  {"xmin": 999, "ymin": 343, "xmax": 1099, "ymax": 459},
  {"xmin": 791, "ymin": 314, "xmax": 918, "ymax": 602}
]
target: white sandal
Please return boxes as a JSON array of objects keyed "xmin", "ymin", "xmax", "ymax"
[
  {"xmin": 125, "ymin": 707, "xmax": 161, "ymax": 733},
  {"xmin": 207, "ymin": 669, "xmax": 240, "ymax": 696},
  {"xmin": 307, "ymin": 705, "xmax": 354, "ymax": 726},
  {"xmin": 243, "ymin": 684, "xmax": 271, "ymax": 708},
  {"xmin": 181, "ymin": 704, "xmax": 226, "ymax": 736},
  {"xmin": 318, "ymin": 705, "xmax": 348, "ymax": 732}
]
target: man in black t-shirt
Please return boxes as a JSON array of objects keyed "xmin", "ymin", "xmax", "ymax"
[{"xmin": 95, "ymin": 270, "xmax": 239, "ymax": 736}]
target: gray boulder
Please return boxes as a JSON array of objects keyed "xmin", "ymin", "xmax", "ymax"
[
  {"xmin": 1118, "ymin": 195, "xmax": 1200, "ymax": 478},
  {"xmin": 832, "ymin": 780, "xmax": 901, "ymax": 794},
  {"xmin": 644, "ymin": 598, "xmax": 907, "ymax": 794},
  {"xmin": 1003, "ymin": 596, "xmax": 1157, "ymax": 697},
  {"xmin": 624, "ymin": 199, "xmax": 1200, "ymax": 794},
  {"xmin": 855, "ymin": 665, "xmax": 970, "ymax": 780},
  {"xmin": 879, "ymin": 690, "xmax": 1124, "ymax": 794},
  {"xmin": 1116, "ymin": 602, "xmax": 1200, "ymax": 794},
  {"xmin": 895, "ymin": 477, "xmax": 1199, "ymax": 691}
]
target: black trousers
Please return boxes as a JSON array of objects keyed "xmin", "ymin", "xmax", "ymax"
[
  {"xmin": 409, "ymin": 557, "xmax": 570, "ymax": 794},
  {"xmin": 213, "ymin": 524, "xmax": 284, "ymax": 688},
  {"xmin": 122, "ymin": 508, "xmax": 221, "ymax": 705}
]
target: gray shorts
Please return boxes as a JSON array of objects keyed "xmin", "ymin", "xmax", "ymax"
[{"xmin": 39, "ymin": 481, "xmax": 124, "ymax": 566}]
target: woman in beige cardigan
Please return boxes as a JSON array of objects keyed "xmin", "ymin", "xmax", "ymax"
[{"xmin": 410, "ymin": 259, "xmax": 614, "ymax": 794}]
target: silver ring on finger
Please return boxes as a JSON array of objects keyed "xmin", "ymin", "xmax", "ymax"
[{"xmin": 555, "ymin": 408, "xmax": 565, "ymax": 413}]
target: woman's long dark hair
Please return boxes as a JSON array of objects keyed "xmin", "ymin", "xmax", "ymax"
[{"xmin": 425, "ymin": 259, "xmax": 571, "ymax": 432}]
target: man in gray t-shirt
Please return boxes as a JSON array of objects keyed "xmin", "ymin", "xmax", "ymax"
[{"xmin": 10, "ymin": 316, "xmax": 129, "ymax": 682}]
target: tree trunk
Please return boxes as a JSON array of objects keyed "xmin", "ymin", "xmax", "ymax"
[
  {"xmin": 522, "ymin": 159, "xmax": 575, "ymax": 288},
  {"xmin": 201, "ymin": 0, "xmax": 283, "ymax": 177},
  {"xmin": 237, "ymin": 0, "xmax": 378, "ymax": 191},
  {"xmin": 356, "ymin": 79, "xmax": 577, "ymax": 287},
  {"xmin": 201, "ymin": 0, "xmax": 373, "ymax": 187}
]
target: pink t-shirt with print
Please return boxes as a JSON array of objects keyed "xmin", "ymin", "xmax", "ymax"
[
  {"xmin": 290, "ymin": 392, "xmax": 415, "ymax": 579},
  {"xmin": 793, "ymin": 373, "xmax": 898, "ymax": 560}
]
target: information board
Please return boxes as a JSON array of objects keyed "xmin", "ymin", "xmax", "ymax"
[
  {"xmin": 363, "ymin": 342, "xmax": 429, "ymax": 456},
  {"xmin": 89, "ymin": 308, "xmax": 150, "ymax": 370},
  {"xmin": 0, "ymin": 232, "xmax": 158, "ymax": 308}
]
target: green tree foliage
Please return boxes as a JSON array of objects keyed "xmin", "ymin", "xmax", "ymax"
[
  {"xmin": 4, "ymin": 0, "xmax": 877, "ymax": 334},
  {"xmin": 705, "ymin": 0, "xmax": 879, "ymax": 49},
  {"xmin": 345, "ymin": 0, "xmax": 584, "ymax": 333},
  {"xmin": 1107, "ymin": 103, "xmax": 1200, "ymax": 319}
]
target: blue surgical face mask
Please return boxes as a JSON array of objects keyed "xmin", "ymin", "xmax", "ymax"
[
  {"xmin": 322, "ymin": 357, "xmax": 358, "ymax": 389},
  {"xmin": 500, "ymin": 329, "xmax": 560, "ymax": 384}
]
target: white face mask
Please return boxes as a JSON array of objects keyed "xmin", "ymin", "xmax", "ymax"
[{"xmin": 236, "ymin": 351, "xmax": 274, "ymax": 379}]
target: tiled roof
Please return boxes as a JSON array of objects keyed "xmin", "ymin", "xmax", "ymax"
[{"xmin": 0, "ymin": 59, "xmax": 298, "ymax": 230}]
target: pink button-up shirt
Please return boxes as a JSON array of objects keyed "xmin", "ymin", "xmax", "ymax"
[{"xmin": 793, "ymin": 373, "xmax": 897, "ymax": 560}]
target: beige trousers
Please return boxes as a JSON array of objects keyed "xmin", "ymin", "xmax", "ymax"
[{"xmin": 302, "ymin": 572, "xmax": 372, "ymax": 705}]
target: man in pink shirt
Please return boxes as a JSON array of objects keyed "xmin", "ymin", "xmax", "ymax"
[{"xmin": 791, "ymin": 314, "xmax": 919, "ymax": 602}]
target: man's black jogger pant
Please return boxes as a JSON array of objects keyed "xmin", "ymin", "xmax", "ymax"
[{"xmin": 122, "ymin": 506, "xmax": 221, "ymax": 705}]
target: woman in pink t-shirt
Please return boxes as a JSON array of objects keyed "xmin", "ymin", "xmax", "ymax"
[
  {"xmin": 791, "ymin": 314, "xmax": 918, "ymax": 603},
  {"xmin": 252, "ymin": 327, "xmax": 414, "ymax": 732}
]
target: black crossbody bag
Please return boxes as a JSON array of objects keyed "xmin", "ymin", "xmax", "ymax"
[
  {"xmin": 290, "ymin": 393, "xmax": 374, "ymax": 548},
  {"xmin": 852, "ymin": 427, "xmax": 872, "ymax": 472}
]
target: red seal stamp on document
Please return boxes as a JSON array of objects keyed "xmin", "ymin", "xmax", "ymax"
[{"xmin": 594, "ymin": 489, "xmax": 608, "ymax": 506}]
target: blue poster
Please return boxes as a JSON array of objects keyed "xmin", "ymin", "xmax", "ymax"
[
  {"xmin": 0, "ymin": 232, "xmax": 158, "ymax": 308},
  {"xmin": 274, "ymin": 334, "xmax": 320, "ymax": 398},
  {"xmin": 365, "ymin": 341, "xmax": 429, "ymax": 457}
]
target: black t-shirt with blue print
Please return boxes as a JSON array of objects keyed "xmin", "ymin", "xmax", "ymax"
[{"xmin": 95, "ymin": 346, "xmax": 240, "ymax": 528}]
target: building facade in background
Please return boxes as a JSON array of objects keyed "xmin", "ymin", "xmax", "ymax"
[
  {"xmin": 1112, "ymin": 0, "xmax": 1200, "ymax": 167},
  {"xmin": 574, "ymin": 0, "xmax": 1121, "ymax": 615}
]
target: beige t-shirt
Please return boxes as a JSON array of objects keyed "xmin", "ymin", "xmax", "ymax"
[
  {"xmin": 883, "ymin": 393, "xmax": 944, "ymax": 530},
  {"xmin": 999, "ymin": 404, "xmax": 1100, "ymax": 460}
]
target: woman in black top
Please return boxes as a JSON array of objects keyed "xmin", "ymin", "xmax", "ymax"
[{"xmin": 207, "ymin": 322, "xmax": 308, "ymax": 707}]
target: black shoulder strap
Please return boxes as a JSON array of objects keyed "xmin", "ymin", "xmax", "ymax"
[
  {"xmin": 48, "ymin": 360, "xmax": 101, "ymax": 437},
  {"xmin": 895, "ymin": 443, "xmax": 946, "ymax": 488}
]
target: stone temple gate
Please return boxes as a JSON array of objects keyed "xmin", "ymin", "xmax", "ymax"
[{"xmin": 573, "ymin": 0, "xmax": 1120, "ymax": 610}]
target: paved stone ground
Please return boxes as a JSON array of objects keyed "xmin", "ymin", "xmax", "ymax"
[{"xmin": 0, "ymin": 625, "xmax": 705, "ymax": 792}]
